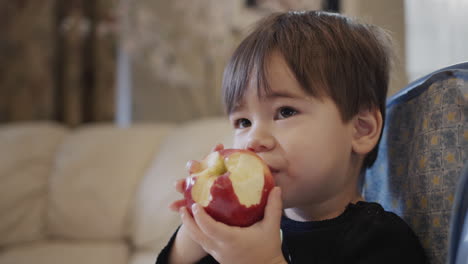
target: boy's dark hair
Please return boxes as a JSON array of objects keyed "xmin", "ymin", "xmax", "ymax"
[{"xmin": 222, "ymin": 11, "xmax": 394, "ymax": 169}]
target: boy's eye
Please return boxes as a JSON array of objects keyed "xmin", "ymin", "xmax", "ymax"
[
  {"xmin": 277, "ymin": 106, "xmax": 298, "ymax": 119},
  {"xmin": 234, "ymin": 118, "xmax": 251, "ymax": 128}
]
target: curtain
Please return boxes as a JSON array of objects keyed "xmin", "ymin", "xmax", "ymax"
[
  {"xmin": 0, "ymin": 0, "xmax": 118, "ymax": 127},
  {"xmin": 0, "ymin": 1, "xmax": 56, "ymax": 122},
  {"xmin": 124, "ymin": 0, "xmax": 322, "ymax": 123}
]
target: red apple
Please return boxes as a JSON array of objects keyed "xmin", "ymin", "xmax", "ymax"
[{"xmin": 184, "ymin": 149, "xmax": 275, "ymax": 227}]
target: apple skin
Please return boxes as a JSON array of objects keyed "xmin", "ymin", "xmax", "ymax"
[{"xmin": 184, "ymin": 149, "xmax": 275, "ymax": 227}]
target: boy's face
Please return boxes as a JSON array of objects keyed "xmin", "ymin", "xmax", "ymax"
[{"xmin": 229, "ymin": 54, "xmax": 360, "ymax": 210}]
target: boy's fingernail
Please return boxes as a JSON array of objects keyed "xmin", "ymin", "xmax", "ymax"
[{"xmin": 192, "ymin": 203, "xmax": 198, "ymax": 214}]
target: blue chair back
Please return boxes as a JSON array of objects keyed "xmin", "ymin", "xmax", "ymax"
[
  {"xmin": 448, "ymin": 163, "xmax": 468, "ymax": 264},
  {"xmin": 363, "ymin": 62, "xmax": 468, "ymax": 264}
]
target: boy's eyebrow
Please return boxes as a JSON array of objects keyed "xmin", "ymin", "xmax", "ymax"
[
  {"xmin": 263, "ymin": 91, "xmax": 303, "ymax": 100},
  {"xmin": 230, "ymin": 90, "xmax": 304, "ymax": 113},
  {"xmin": 231, "ymin": 101, "xmax": 245, "ymax": 113}
]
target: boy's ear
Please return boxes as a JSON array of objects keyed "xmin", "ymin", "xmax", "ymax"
[{"xmin": 351, "ymin": 108, "xmax": 383, "ymax": 155}]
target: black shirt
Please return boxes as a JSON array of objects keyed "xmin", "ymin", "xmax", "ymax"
[{"xmin": 156, "ymin": 201, "xmax": 427, "ymax": 264}]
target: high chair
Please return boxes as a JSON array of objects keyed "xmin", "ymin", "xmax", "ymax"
[
  {"xmin": 448, "ymin": 163, "xmax": 468, "ymax": 264},
  {"xmin": 363, "ymin": 62, "xmax": 468, "ymax": 264}
]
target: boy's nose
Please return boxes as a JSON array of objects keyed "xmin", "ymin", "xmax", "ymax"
[{"xmin": 246, "ymin": 130, "xmax": 276, "ymax": 153}]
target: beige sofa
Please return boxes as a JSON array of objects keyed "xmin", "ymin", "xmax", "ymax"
[{"xmin": 0, "ymin": 118, "xmax": 233, "ymax": 264}]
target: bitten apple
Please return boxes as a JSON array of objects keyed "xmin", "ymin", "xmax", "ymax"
[{"xmin": 184, "ymin": 149, "xmax": 275, "ymax": 227}]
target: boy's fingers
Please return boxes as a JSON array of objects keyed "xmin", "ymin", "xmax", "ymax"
[
  {"xmin": 186, "ymin": 160, "xmax": 202, "ymax": 174},
  {"xmin": 180, "ymin": 207, "xmax": 214, "ymax": 250},
  {"xmin": 192, "ymin": 203, "xmax": 233, "ymax": 241},
  {"xmin": 169, "ymin": 199, "xmax": 186, "ymax": 212},
  {"xmin": 211, "ymin": 143, "xmax": 224, "ymax": 152},
  {"xmin": 263, "ymin": 187, "xmax": 283, "ymax": 229},
  {"xmin": 174, "ymin": 179, "xmax": 186, "ymax": 193}
]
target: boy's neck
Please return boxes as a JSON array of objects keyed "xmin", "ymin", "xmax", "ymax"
[{"xmin": 283, "ymin": 191, "xmax": 364, "ymax": 222}]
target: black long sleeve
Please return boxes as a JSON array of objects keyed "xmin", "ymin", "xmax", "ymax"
[{"xmin": 156, "ymin": 201, "xmax": 427, "ymax": 264}]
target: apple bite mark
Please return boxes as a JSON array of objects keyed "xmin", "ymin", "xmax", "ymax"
[
  {"xmin": 225, "ymin": 152, "xmax": 265, "ymax": 207},
  {"xmin": 190, "ymin": 151, "xmax": 227, "ymax": 206}
]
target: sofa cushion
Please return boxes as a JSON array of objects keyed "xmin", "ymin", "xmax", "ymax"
[
  {"xmin": 47, "ymin": 124, "xmax": 174, "ymax": 240},
  {"xmin": 129, "ymin": 250, "xmax": 158, "ymax": 264},
  {"xmin": 0, "ymin": 122, "xmax": 67, "ymax": 247},
  {"xmin": 132, "ymin": 117, "xmax": 233, "ymax": 251},
  {"xmin": 0, "ymin": 241, "xmax": 128, "ymax": 264}
]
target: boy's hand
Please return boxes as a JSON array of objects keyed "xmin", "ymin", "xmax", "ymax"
[
  {"xmin": 169, "ymin": 143, "xmax": 225, "ymax": 212},
  {"xmin": 181, "ymin": 186, "xmax": 287, "ymax": 264},
  {"xmin": 168, "ymin": 178, "xmax": 207, "ymax": 263},
  {"xmin": 167, "ymin": 144, "xmax": 225, "ymax": 264}
]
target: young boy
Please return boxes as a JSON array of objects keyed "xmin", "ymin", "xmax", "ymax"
[{"xmin": 157, "ymin": 11, "xmax": 427, "ymax": 263}]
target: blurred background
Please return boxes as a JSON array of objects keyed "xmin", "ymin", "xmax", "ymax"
[{"xmin": 1, "ymin": 0, "xmax": 467, "ymax": 127}]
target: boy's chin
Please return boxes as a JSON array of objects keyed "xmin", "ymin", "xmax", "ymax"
[{"xmin": 281, "ymin": 197, "xmax": 297, "ymax": 211}]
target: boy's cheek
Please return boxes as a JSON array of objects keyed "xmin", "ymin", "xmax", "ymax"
[{"xmin": 232, "ymin": 137, "xmax": 245, "ymax": 149}]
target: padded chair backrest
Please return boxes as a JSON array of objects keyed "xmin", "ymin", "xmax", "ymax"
[
  {"xmin": 363, "ymin": 62, "xmax": 468, "ymax": 264},
  {"xmin": 448, "ymin": 163, "xmax": 468, "ymax": 264}
]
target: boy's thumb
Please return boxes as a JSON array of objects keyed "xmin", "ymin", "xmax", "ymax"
[{"xmin": 263, "ymin": 187, "xmax": 283, "ymax": 228}]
